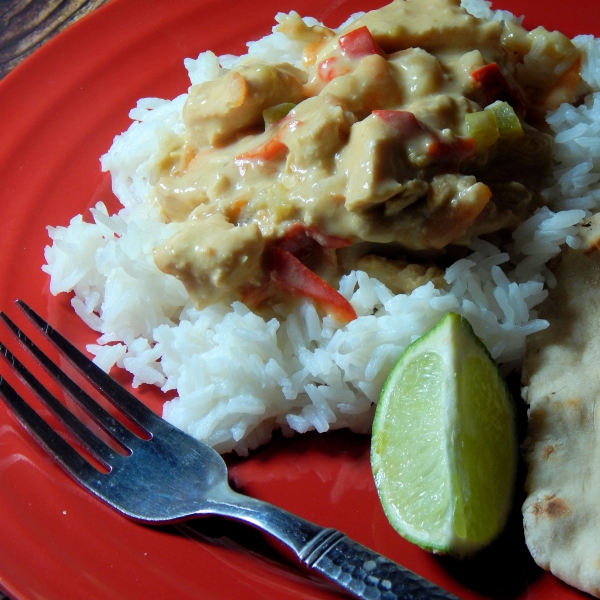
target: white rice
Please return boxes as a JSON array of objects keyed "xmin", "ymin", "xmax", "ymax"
[{"xmin": 42, "ymin": 1, "xmax": 600, "ymax": 455}]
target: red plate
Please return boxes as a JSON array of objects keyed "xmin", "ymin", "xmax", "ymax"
[{"xmin": 0, "ymin": 0, "xmax": 595, "ymax": 598}]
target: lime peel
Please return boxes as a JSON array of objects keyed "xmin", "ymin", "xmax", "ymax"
[{"xmin": 371, "ymin": 312, "xmax": 518, "ymax": 558}]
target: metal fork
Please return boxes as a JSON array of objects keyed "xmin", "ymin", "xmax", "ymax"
[{"xmin": 0, "ymin": 300, "xmax": 459, "ymax": 600}]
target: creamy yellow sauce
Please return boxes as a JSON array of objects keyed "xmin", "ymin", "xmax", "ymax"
[{"xmin": 152, "ymin": 0, "xmax": 583, "ymax": 316}]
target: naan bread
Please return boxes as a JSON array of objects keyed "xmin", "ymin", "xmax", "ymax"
[{"xmin": 522, "ymin": 215, "xmax": 600, "ymax": 598}]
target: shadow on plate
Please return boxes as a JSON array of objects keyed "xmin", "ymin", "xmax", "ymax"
[{"xmin": 143, "ymin": 419, "xmax": 543, "ymax": 600}]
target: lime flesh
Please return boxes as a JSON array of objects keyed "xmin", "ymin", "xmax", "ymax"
[{"xmin": 371, "ymin": 312, "xmax": 517, "ymax": 558}]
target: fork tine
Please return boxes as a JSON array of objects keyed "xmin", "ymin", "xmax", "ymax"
[
  {"xmin": 0, "ymin": 339, "xmax": 119, "ymax": 466},
  {"xmin": 0, "ymin": 311, "xmax": 143, "ymax": 451},
  {"xmin": 15, "ymin": 301, "xmax": 163, "ymax": 432},
  {"xmin": 0, "ymin": 375, "xmax": 103, "ymax": 482}
]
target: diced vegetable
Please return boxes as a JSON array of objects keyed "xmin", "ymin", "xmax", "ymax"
[
  {"xmin": 235, "ymin": 120, "xmax": 299, "ymax": 161},
  {"xmin": 485, "ymin": 101, "xmax": 523, "ymax": 138},
  {"xmin": 276, "ymin": 223, "xmax": 320, "ymax": 261},
  {"xmin": 276, "ymin": 222, "xmax": 351, "ymax": 263},
  {"xmin": 265, "ymin": 184, "xmax": 295, "ymax": 220},
  {"xmin": 374, "ymin": 110, "xmax": 474, "ymax": 164},
  {"xmin": 316, "ymin": 26, "xmax": 381, "ymax": 83},
  {"xmin": 465, "ymin": 110, "xmax": 499, "ymax": 150},
  {"xmin": 304, "ymin": 227, "xmax": 353, "ymax": 249},
  {"xmin": 471, "ymin": 63, "xmax": 524, "ymax": 115},
  {"xmin": 242, "ymin": 281, "xmax": 276, "ymax": 308},
  {"xmin": 372, "ymin": 110, "xmax": 425, "ymax": 135},
  {"xmin": 466, "ymin": 101, "xmax": 523, "ymax": 151},
  {"xmin": 263, "ymin": 103, "xmax": 297, "ymax": 127},
  {"xmin": 270, "ymin": 247, "xmax": 357, "ymax": 323},
  {"xmin": 317, "ymin": 56, "xmax": 349, "ymax": 82},
  {"xmin": 236, "ymin": 136, "xmax": 286, "ymax": 161},
  {"xmin": 427, "ymin": 136, "xmax": 475, "ymax": 163},
  {"xmin": 338, "ymin": 26, "xmax": 382, "ymax": 60},
  {"xmin": 244, "ymin": 223, "xmax": 354, "ymax": 321}
]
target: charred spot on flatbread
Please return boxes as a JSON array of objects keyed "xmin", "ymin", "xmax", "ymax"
[
  {"xmin": 540, "ymin": 445, "xmax": 555, "ymax": 460},
  {"xmin": 529, "ymin": 494, "xmax": 570, "ymax": 519}
]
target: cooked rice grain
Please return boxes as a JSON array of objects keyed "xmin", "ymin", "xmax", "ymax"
[{"xmin": 42, "ymin": 1, "xmax": 600, "ymax": 454}]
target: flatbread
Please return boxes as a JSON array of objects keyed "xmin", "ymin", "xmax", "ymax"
[{"xmin": 522, "ymin": 216, "xmax": 600, "ymax": 597}]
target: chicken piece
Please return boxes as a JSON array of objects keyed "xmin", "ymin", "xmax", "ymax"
[
  {"xmin": 275, "ymin": 11, "xmax": 335, "ymax": 45},
  {"xmin": 407, "ymin": 93, "xmax": 475, "ymax": 135},
  {"xmin": 387, "ymin": 48, "xmax": 445, "ymax": 106},
  {"xmin": 281, "ymin": 95, "xmax": 355, "ymax": 175},
  {"xmin": 334, "ymin": 0, "xmax": 503, "ymax": 61},
  {"xmin": 183, "ymin": 62, "xmax": 307, "ymax": 148},
  {"xmin": 318, "ymin": 53, "xmax": 404, "ymax": 118},
  {"xmin": 339, "ymin": 110, "xmax": 432, "ymax": 213},
  {"xmin": 421, "ymin": 174, "xmax": 492, "ymax": 248},
  {"xmin": 154, "ymin": 211, "xmax": 264, "ymax": 307},
  {"xmin": 513, "ymin": 27, "xmax": 583, "ymax": 113}
]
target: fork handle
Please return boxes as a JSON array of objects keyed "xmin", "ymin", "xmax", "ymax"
[
  {"xmin": 301, "ymin": 529, "xmax": 459, "ymax": 600},
  {"xmin": 220, "ymin": 488, "xmax": 458, "ymax": 599}
]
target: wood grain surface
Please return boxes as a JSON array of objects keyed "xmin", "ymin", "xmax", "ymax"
[{"xmin": 0, "ymin": 0, "xmax": 111, "ymax": 79}]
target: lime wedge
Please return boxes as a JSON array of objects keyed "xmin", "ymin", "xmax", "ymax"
[{"xmin": 371, "ymin": 312, "xmax": 518, "ymax": 558}]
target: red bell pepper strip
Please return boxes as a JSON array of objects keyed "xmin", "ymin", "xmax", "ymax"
[
  {"xmin": 275, "ymin": 222, "xmax": 352, "ymax": 263},
  {"xmin": 373, "ymin": 109, "xmax": 474, "ymax": 165},
  {"xmin": 318, "ymin": 57, "xmax": 349, "ymax": 82},
  {"xmin": 316, "ymin": 26, "xmax": 382, "ymax": 82},
  {"xmin": 242, "ymin": 280, "xmax": 276, "ymax": 308},
  {"xmin": 235, "ymin": 136, "xmax": 286, "ymax": 162},
  {"xmin": 281, "ymin": 222, "xmax": 352, "ymax": 250},
  {"xmin": 338, "ymin": 26, "xmax": 382, "ymax": 60},
  {"xmin": 269, "ymin": 247, "xmax": 357, "ymax": 323},
  {"xmin": 304, "ymin": 227, "xmax": 352, "ymax": 249},
  {"xmin": 235, "ymin": 120, "xmax": 299, "ymax": 162},
  {"xmin": 427, "ymin": 136, "xmax": 475, "ymax": 163},
  {"xmin": 471, "ymin": 63, "xmax": 525, "ymax": 115},
  {"xmin": 372, "ymin": 110, "xmax": 426, "ymax": 135},
  {"xmin": 274, "ymin": 223, "xmax": 316, "ymax": 261}
]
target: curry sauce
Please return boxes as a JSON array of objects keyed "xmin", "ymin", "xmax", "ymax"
[{"xmin": 152, "ymin": 0, "xmax": 583, "ymax": 319}]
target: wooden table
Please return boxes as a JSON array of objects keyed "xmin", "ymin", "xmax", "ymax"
[{"xmin": 0, "ymin": 0, "xmax": 111, "ymax": 79}]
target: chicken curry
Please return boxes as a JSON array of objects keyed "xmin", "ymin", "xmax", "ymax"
[{"xmin": 152, "ymin": 0, "xmax": 583, "ymax": 321}]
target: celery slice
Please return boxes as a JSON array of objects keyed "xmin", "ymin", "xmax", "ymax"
[
  {"xmin": 466, "ymin": 110, "xmax": 499, "ymax": 150},
  {"xmin": 485, "ymin": 101, "xmax": 523, "ymax": 138},
  {"xmin": 263, "ymin": 103, "xmax": 296, "ymax": 127}
]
